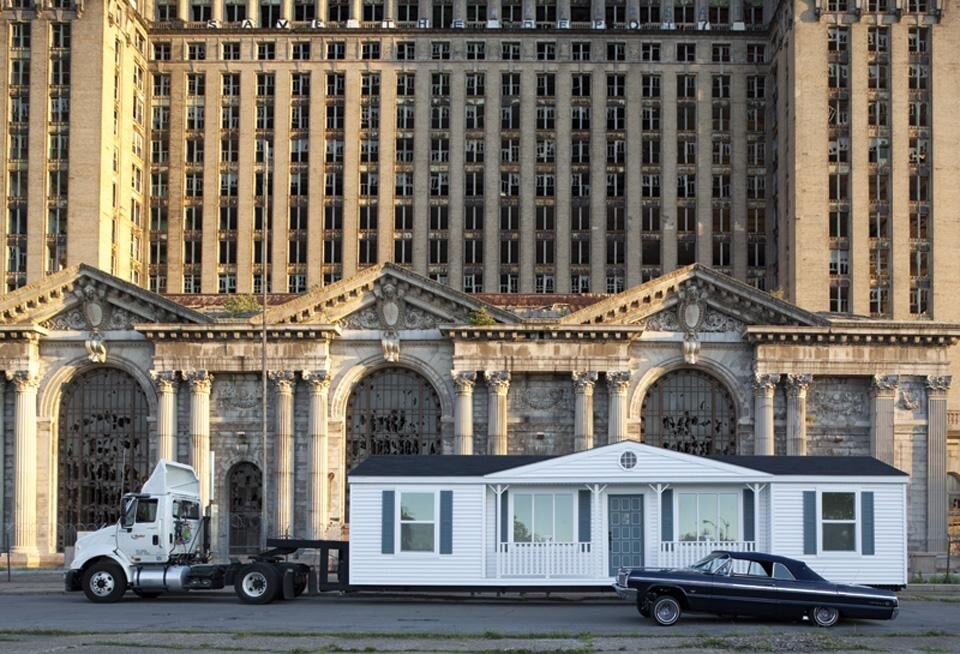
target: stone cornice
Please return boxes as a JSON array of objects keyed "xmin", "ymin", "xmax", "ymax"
[
  {"xmin": 746, "ymin": 325, "xmax": 960, "ymax": 346},
  {"xmin": 441, "ymin": 324, "xmax": 645, "ymax": 341},
  {"xmin": 0, "ymin": 325, "xmax": 48, "ymax": 341},
  {"xmin": 135, "ymin": 323, "xmax": 341, "ymax": 341}
]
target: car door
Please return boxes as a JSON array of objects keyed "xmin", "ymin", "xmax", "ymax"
[
  {"xmin": 712, "ymin": 559, "xmax": 780, "ymax": 618},
  {"xmin": 116, "ymin": 497, "xmax": 167, "ymax": 563}
]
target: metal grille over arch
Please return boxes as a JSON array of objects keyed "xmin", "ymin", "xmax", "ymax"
[
  {"xmin": 57, "ymin": 367, "xmax": 151, "ymax": 550},
  {"xmin": 641, "ymin": 369, "xmax": 737, "ymax": 456},
  {"xmin": 346, "ymin": 367, "xmax": 443, "ymax": 473}
]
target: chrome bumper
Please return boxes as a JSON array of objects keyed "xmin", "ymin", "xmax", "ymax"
[{"xmin": 613, "ymin": 583, "xmax": 638, "ymax": 602}]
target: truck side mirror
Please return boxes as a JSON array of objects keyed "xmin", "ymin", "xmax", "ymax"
[{"xmin": 121, "ymin": 497, "xmax": 137, "ymax": 529}]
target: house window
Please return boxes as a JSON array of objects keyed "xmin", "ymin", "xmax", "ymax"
[
  {"xmin": 677, "ymin": 492, "xmax": 739, "ymax": 542},
  {"xmin": 821, "ymin": 492, "xmax": 856, "ymax": 551},
  {"xmin": 512, "ymin": 493, "xmax": 574, "ymax": 543},
  {"xmin": 400, "ymin": 492, "xmax": 435, "ymax": 552}
]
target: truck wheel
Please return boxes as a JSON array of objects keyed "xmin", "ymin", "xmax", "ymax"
[
  {"xmin": 293, "ymin": 579, "xmax": 307, "ymax": 597},
  {"xmin": 82, "ymin": 561, "xmax": 128, "ymax": 603},
  {"xmin": 811, "ymin": 606, "xmax": 840, "ymax": 628},
  {"xmin": 235, "ymin": 563, "xmax": 280, "ymax": 604},
  {"xmin": 651, "ymin": 594, "xmax": 682, "ymax": 626}
]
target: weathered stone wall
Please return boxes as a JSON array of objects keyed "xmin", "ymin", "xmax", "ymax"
[
  {"xmin": 806, "ymin": 377, "xmax": 871, "ymax": 456},
  {"xmin": 506, "ymin": 374, "xmax": 576, "ymax": 455}
]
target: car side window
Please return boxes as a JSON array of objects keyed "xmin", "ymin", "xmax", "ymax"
[
  {"xmin": 773, "ymin": 562, "xmax": 796, "ymax": 581},
  {"xmin": 136, "ymin": 499, "xmax": 158, "ymax": 523}
]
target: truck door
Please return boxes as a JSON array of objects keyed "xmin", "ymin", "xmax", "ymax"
[{"xmin": 116, "ymin": 498, "xmax": 167, "ymax": 563}]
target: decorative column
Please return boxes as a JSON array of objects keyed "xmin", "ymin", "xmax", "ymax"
[
  {"xmin": 6, "ymin": 371, "xmax": 38, "ymax": 557},
  {"xmin": 150, "ymin": 370, "xmax": 178, "ymax": 462},
  {"xmin": 348, "ymin": 0, "xmax": 361, "ymax": 25},
  {"xmin": 302, "ymin": 371, "xmax": 330, "ymax": 539},
  {"xmin": 606, "ymin": 371, "xmax": 631, "ymax": 443},
  {"xmin": 185, "ymin": 370, "xmax": 213, "ymax": 508},
  {"xmin": 572, "ymin": 371, "xmax": 598, "ymax": 451},
  {"xmin": 926, "ymin": 375, "xmax": 951, "ymax": 552},
  {"xmin": 270, "ymin": 371, "xmax": 296, "ymax": 537},
  {"xmin": 485, "ymin": 371, "xmax": 510, "ymax": 455},
  {"xmin": 452, "ymin": 371, "xmax": 476, "ymax": 455},
  {"xmin": 870, "ymin": 374, "xmax": 898, "ymax": 465},
  {"xmin": 785, "ymin": 374, "xmax": 812, "ymax": 456},
  {"xmin": 753, "ymin": 373, "xmax": 779, "ymax": 455}
]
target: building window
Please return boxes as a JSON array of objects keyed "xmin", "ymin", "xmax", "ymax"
[
  {"xmin": 512, "ymin": 493, "xmax": 574, "ymax": 543},
  {"xmin": 677, "ymin": 493, "xmax": 739, "ymax": 542},
  {"xmin": 399, "ymin": 492, "xmax": 435, "ymax": 552},
  {"xmin": 821, "ymin": 492, "xmax": 856, "ymax": 552}
]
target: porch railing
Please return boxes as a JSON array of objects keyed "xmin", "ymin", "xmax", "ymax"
[
  {"xmin": 497, "ymin": 541, "xmax": 593, "ymax": 578},
  {"xmin": 658, "ymin": 540, "xmax": 757, "ymax": 569}
]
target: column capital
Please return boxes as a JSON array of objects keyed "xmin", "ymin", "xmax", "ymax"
[
  {"xmin": 925, "ymin": 375, "xmax": 952, "ymax": 394},
  {"xmin": 269, "ymin": 370, "xmax": 297, "ymax": 393},
  {"xmin": 5, "ymin": 370, "xmax": 38, "ymax": 391},
  {"xmin": 753, "ymin": 373, "xmax": 780, "ymax": 394},
  {"xmin": 302, "ymin": 370, "xmax": 331, "ymax": 391},
  {"xmin": 572, "ymin": 370, "xmax": 598, "ymax": 392},
  {"xmin": 785, "ymin": 373, "xmax": 813, "ymax": 396},
  {"xmin": 484, "ymin": 370, "xmax": 511, "ymax": 394},
  {"xmin": 452, "ymin": 371, "xmax": 477, "ymax": 393},
  {"xmin": 184, "ymin": 369, "xmax": 214, "ymax": 393},
  {"xmin": 606, "ymin": 370, "xmax": 631, "ymax": 393},
  {"xmin": 871, "ymin": 374, "xmax": 899, "ymax": 394},
  {"xmin": 149, "ymin": 369, "xmax": 178, "ymax": 392}
]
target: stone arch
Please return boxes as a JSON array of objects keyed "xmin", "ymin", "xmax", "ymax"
[
  {"xmin": 635, "ymin": 365, "xmax": 740, "ymax": 456},
  {"xmin": 38, "ymin": 353, "xmax": 159, "ymax": 420},
  {"xmin": 630, "ymin": 355, "xmax": 748, "ymax": 422},
  {"xmin": 55, "ymin": 364, "xmax": 153, "ymax": 550}
]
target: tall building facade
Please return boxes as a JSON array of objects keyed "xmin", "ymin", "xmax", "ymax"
[{"xmin": 0, "ymin": 1, "xmax": 959, "ymax": 567}]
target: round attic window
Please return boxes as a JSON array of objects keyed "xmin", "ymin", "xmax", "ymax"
[{"xmin": 619, "ymin": 451, "xmax": 637, "ymax": 470}]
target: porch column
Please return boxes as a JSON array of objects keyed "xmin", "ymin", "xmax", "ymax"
[
  {"xmin": 303, "ymin": 370, "xmax": 330, "ymax": 539},
  {"xmin": 485, "ymin": 371, "xmax": 510, "ymax": 455},
  {"xmin": 150, "ymin": 370, "xmax": 178, "ymax": 462},
  {"xmin": 185, "ymin": 370, "xmax": 213, "ymax": 508},
  {"xmin": 785, "ymin": 374, "xmax": 812, "ymax": 456},
  {"xmin": 606, "ymin": 371, "xmax": 631, "ymax": 443},
  {"xmin": 453, "ymin": 371, "xmax": 476, "ymax": 454},
  {"xmin": 926, "ymin": 375, "xmax": 951, "ymax": 552},
  {"xmin": 870, "ymin": 375, "xmax": 898, "ymax": 465},
  {"xmin": 6, "ymin": 371, "xmax": 38, "ymax": 557},
  {"xmin": 753, "ymin": 373, "xmax": 779, "ymax": 455},
  {"xmin": 572, "ymin": 371, "xmax": 598, "ymax": 451},
  {"xmin": 270, "ymin": 371, "xmax": 296, "ymax": 537}
]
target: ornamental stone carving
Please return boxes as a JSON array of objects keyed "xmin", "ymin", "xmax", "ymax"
[
  {"xmin": 381, "ymin": 332, "xmax": 400, "ymax": 362},
  {"xmin": 485, "ymin": 370, "xmax": 511, "ymax": 394},
  {"xmin": 302, "ymin": 370, "xmax": 331, "ymax": 390},
  {"xmin": 184, "ymin": 370, "xmax": 214, "ymax": 393},
  {"xmin": 786, "ymin": 373, "xmax": 813, "ymax": 394},
  {"xmin": 215, "ymin": 379, "xmax": 260, "ymax": 411},
  {"xmin": 808, "ymin": 382, "xmax": 870, "ymax": 427},
  {"xmin": 340, "ymin": 306, "xmax": 382, "ymax": 330},
  {"xmin": 871, "ymin": 375, "xmax": 899, "ymax": 393},
  {"xmin": 898, "ymin": 389, "xmax": 921, "ymax": 411},
  {"xmin": 149, "ymin": 370, "xmax": 178, "ymax": 392},
  {"xmin": 606, "ymin": 370, "xmax": 632, "ymax": 393},
  {"xmin": 5, "ymin": 370, "xmax": 38, "ymax": 391},
  {"xmin": 452, "ymin": 371, "xmax": 477, "ymax": 393},
  {"xmin": 513, "ymin": 383, "xmax": 568, "ymax": 411},
  {"xmin": 644, "ymin": 311, "xmax": 681, "ymax": 332},
  {"xmin": 572, "ymin": 371, "xmax": 598, "ymax": 391},
  {"xmin": 269, "ymin": 370, "xmax": 297, "ymax": 393},
  {"xmin": 753, "ymin": 373, "xmax": 781, "ymax": 392},
  {"xmin": 925, "ymin": 375, "xmax": 952, "ymax": 393}
]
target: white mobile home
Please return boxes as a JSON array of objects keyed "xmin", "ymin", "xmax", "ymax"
[{"xmin": 348, "ymin": 442, "xmax": 909, "ymax": 588}]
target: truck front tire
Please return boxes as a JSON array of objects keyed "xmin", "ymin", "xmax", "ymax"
[
  {"xmin": 82, "ymin": 560, "xmax": 128, "ymax": 603},
  {"xmin": 235, "ymin": 563, "xmax": 281, "ymax": 604}
]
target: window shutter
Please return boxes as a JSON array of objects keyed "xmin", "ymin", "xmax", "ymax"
[
  {"xmin": 499, "ymin": 490, "xmax": 509, "ymax": 543},
  {"xmin": 381, "ymin": 490, "xmax": 395, "ymax": 554},
  {"xmin": 578, "ymin": 489, "xmax": 591, "ymax": 542},
  {"xmin": 743, "ymin": 488, "xmax": 755, "ymax": 542},
  {"xmin": 661, "ymin": 489, "xmax": 674, "ymax": 541},
  {"xmin": 803, "ymin": 491, "xmax": 817, "ymax": 555},
  {"xmin": 439, "ymin": 490, "xmax": 453, "ymax": 555},
  {"xmin": 861, "ymin": 491, "xmax": 875, "ymax": 556}
]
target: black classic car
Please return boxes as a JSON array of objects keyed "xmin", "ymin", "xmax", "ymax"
[{"xmin": 614, "ymin": 550, "xmax": 899, "ymax": 627}]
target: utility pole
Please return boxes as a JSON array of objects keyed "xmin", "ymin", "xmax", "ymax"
[{"xmin": 260, "ymin": 139, "xmax": 270, "ymax": 549}]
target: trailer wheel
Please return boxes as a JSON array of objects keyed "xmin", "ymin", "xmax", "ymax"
[
  {"xmin": 82, "ymin": 560, "xmax": 128, "ymax": 603},
  {"xmin": 235, "ymin": 563, "xmax": 280, "ymax": 604}
]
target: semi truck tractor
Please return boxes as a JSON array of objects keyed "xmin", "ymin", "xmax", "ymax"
[{"xmin": 65, "ymin": 459, "xmax": 313, "ymax": 604}]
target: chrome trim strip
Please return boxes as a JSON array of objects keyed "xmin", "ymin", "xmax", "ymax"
[{"xmin": 626, "ymin": 574, "xmax": 893, "ymax": 601}]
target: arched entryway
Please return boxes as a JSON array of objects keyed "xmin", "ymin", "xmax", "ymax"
[
  {"xmin": 641, "ymin": 369, "xmax": 737, "ymax": 456},
  {"xmin": 228, "ymin": 462, "xmax": 263, "ymax": 554},
  {"xmin": 345, "ymin": 367, "xmax": 443, "ymax": 472},
  {"xmin": 57, "ymin": 367, "xmax": 151, "ymax": 550}
]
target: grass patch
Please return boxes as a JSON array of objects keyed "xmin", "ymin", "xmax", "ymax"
[{"xmin": 676, "ymin": 634, "xmax": 883, "ymax": 653}]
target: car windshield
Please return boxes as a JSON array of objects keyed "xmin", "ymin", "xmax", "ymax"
[{"xmin": 688, "ymin": 552, "xmax": 731, "ymax": 575}]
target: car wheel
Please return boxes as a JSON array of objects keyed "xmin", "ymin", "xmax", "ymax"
[
  {"xmin": 235, "ymin": 563, "xmax": 281, "ymax": 605},
  {"xmin": 811, "ymin": 606, "xmax": 840, "ymax": 628},
  {"xmin": 651, "ymin": 595, "xmax": 682, "ymax": 626},
  {"xmin": 82, "ymin": 561, "xmax": 128, "ymax": 603},
  {"xmin": 132, "ymin": 589, "xmax": 162, "ymax": 599}
]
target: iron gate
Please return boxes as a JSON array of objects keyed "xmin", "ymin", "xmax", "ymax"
[
  {"xmin": 228, "ymin": 461, "xmax": 263, "ymax": 554},
  {"xmin": 641, "ymin": 369, "xmax": 737, "ymax": 455},
  {"xmin": 57, "ymin": 367, "xmax": 151, "ymax": 550}
]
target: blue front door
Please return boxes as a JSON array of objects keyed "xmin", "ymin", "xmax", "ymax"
[{"xmin": 608, "ymin": 495, "xmax": 644, "ymax": 576}]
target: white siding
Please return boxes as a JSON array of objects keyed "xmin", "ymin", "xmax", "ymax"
[
  {"xmin": 757, "ymin": 486, "xmax": 771, "ymax": 553},
  {"xmin": 484, "ymin": 486, "xmax": 497, "ymax": 578},
  {"xmin": 348, "ymin": 483, "xmax": 486, "ymax": 586},
  {"xmin": 770, "ymin": 482, "xmax": 907, "ymax": 586}
]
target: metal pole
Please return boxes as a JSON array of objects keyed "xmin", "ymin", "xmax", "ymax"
[{"xmin": 260, "ymin": 139, "xmax": 270, "ymax": 550}]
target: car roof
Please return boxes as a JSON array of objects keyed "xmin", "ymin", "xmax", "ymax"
[{"xmin": 710, "ymin": 550, "xmax": 824, "ymax": 580}]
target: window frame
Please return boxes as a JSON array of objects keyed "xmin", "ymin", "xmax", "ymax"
[
  {"xmin": 819, "ymin": 490, "xmax": 860, "ymax": 553},
  {"xmin": 398, "ymin": 490, "xmax": 438, "ymax": 554},
  {"xmin": 510, "ymin": 491, "xmax": 577, "ymax": 544}
]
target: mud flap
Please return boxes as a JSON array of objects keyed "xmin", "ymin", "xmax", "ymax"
[{"xmin": 282, "ymin": 567, "xmax": 295, "ymax": 600}]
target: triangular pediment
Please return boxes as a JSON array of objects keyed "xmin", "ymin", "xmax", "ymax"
[
  {"xmin": 560, "ymin": 265, "xmax": 826, "ymax": 329},
  {"xmin": 0, "ymin": 264, "xmax": 212, "ymax": 329},
  {"xmin": 484, "ymin": 441, "xmax": 772, "ymax": 484},
  {"xmin": 261, "ymin": 263, "xmax": 519, "ymax": 328}
]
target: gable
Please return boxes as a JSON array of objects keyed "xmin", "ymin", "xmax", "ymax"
[
  {"xmin": 560, "ymin": 265, "xmax": 825, "ymax": 329},
  {"xmin": 484, "ymin": 441, "xmax": 772, "ymax": 484},
  {"xmin": 0, "ymin": 265, "xmax": 211, "ymax": 328},
  {"xmin": 261, "ymin": 263, "xmax": 519, "ymax": 327}
]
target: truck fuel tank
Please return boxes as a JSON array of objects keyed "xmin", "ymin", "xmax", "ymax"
[{"xmin": 134, "ymin": 565, "xmax": 191, "ymax": 592}]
